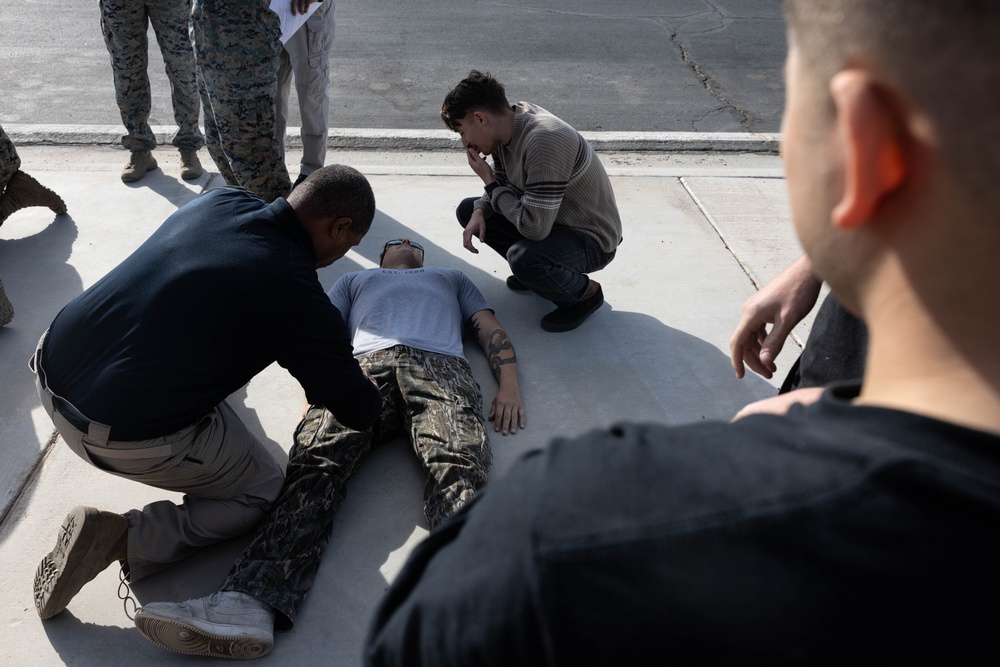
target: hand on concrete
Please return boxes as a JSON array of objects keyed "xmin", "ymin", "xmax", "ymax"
[
  {"xmin": 490, "ymin": 385, "xmax": 526, "ymax": 436},
  {"xmin": 730, "ymin": 386, "xmax": 825, "ymax": 421},
  {"xmin": 463, "ymin": 210, "xmax": 487, "ymax": 253},
  {"xmin": 730, "ymin": 254, "xmax": 822, "ymax": 379},
  {"xmin": 466, "ymin": 147, "xmax": 495, "ymax": 184}
]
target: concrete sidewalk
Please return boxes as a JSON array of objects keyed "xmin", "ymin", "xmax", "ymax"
[{"xmin": 0, "ymin": 143, "xmax": 806, "ymax": 666}]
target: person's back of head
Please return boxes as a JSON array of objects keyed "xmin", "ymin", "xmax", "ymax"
[
  {"xmin": 441, "ymin": 70, "xmax": 510, "ymax": 130},
  {"xmin": 783, "ymin": 0, "xmax": 1000, "ymax": 212},
  {"xmin": 781, "ymin": 0, "xmax": 1000, "ymax": 430},
  {"xmin": 288, "ymin": 164, "xmax": 376, "ymax": 236}
]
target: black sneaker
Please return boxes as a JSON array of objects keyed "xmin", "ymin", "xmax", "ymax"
[
  {"xmin": 506, "ymin": 275, "xmax": 530, "ymax": 292},
  {"xmin": 540, "ymin": 284, "xmax": 604, "ymax": 332},
  {"xmin": 291, "ymin": 173, "xmax": 309, "ymax": 191}
]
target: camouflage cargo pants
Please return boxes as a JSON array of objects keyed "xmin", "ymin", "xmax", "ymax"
[
  {"xmin": 222, "ymin": 345, "xmax": 491, "ymax": 629},
  {"xmin": 99, "ymin": 0, "xmax": 204, "ymax": 152},
  {"xmin": 0, "ymin": 123, "xmax": 21, "ymax": 189},
  {"xmin": 190, "ymin": 0, "xmax": 290, "ymax": 201}
]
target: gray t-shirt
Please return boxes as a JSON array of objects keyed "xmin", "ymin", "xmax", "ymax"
[{"xmin": 327, "ymin": 267, "xmax": 491, "ymax": 359}]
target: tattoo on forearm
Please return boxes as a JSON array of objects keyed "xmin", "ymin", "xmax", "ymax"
[{"xmin": 488, "ymin": 329, "xmax": 517, "ymax": 381}]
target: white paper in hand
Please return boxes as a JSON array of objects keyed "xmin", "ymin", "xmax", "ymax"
[{"xmin": 270, "ymin": 0, "xmax": 321, "ymax": 44}]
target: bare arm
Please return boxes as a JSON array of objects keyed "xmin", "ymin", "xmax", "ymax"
[
  {"xmin": 730, "ymin": 254, "xmax": 823, "ymax": 379},
  {"xmin": 468, "ymin": 309, "xmax": 526, "ymax": 435}
]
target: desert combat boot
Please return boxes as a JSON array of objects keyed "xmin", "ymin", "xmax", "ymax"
[
  {"xmin": 34, "ymin": 506, "xmax": 129, "ymax": 619},
  {"xmin": 121, "ymin": 150, "xmax": 158, "ymax": 183},
  {"xmin": 179, "ymin": 149, "xmax": 203, "ymax": 180},
  {"xmin": 0, "ymin": 170, "xmax": 67, "ymax": 223}
]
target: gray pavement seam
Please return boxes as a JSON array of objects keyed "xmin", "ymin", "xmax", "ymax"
[
  {"xmin": 0, "ymin": 428, "xmax": 60, "ymax": 533},
  {"xmin": 679, "ymin": 176, "xmax": 805, "ymax": 351}
]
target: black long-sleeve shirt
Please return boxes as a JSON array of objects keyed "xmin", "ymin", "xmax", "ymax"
[
  {"xmin": 43, "ymin": 187, "xmax": 379, "ymax": 439},
  {"xmin": 365, "ymin": 385, "xmax": 1000, "ymax": 665}
]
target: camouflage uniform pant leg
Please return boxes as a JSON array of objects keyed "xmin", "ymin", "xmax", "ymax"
[
  {"xmin": 0, "ymin": 123, "xmax": 21, "ymax": 192},
  {"xmin": 146, "ymin": 0, "xmax": 204, "ymax": 150},
  {"xmin": 395, "ymin": 347, "xmax": 491, "ymax": 530},
  {"xmin": 195, "ymin": 68, "xmax": 236, "ymax": 185},
  {"xmin": 99, "ymin": 0, "xmax": 157, "ymax": 152},
  {"xmin": 221, "ymin": 349, "xmax": 404, "ymax": 629},
  {"xmin": 191, "ymin": 0, "xmax": 290, "ymax": 201}
]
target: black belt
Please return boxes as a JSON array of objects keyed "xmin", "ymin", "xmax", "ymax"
[{"xmin": 51, "ymin": 397, "xmax": 188, "ymax": 442}]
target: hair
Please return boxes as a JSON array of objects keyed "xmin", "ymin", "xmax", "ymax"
[
  {"xmin": 441, "ymin": 70, "xmax": 510, "ymax": 131},
  {"xmin": 782, "ymin": 0, "xmax": 1000, "ymax": 208},
  {"xmin": 289, "ymin": 165, "xmax": 376, "ymax": 234}
]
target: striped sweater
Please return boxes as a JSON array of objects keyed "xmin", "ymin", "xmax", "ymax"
[{"xmin": 475, "ymin": 102, "xmax": 623, "ymax": 253}]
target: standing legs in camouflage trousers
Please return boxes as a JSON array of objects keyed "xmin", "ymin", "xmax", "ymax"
[
  {"xmin": 0, "ymin": 123, "xmax": 20, "ymax": 187},
  {"xmin": 99, "ymin": 0, "xmax": 204, "ymax": 153},
  {"xmin": 190, "ymin": 0, "xmax": 291, "ymax": 202},
  {"xmin": 221, "ymin": 345, "xmax": 491, "ymax": 628},
  {"xmin": 1, "ymin": 123, "xmax": 67, "ymax": 324}
]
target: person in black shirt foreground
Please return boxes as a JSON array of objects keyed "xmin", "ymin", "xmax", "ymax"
[
  {"xmin": 32, "ymin": 165, "xmax": 381, "ymax": 621},
  {"xmin": 364, "ymin": 2, "xmax": 1000, "ymax": 664}
]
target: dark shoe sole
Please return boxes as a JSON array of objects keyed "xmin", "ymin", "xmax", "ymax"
[
  {"xmin": 0, "ymin": 279, "xmax": 13, "ymax": 327},
  {"xmin": 506, "ymin": 275, "xmax": 530, "ymax": 292},
  {"xmin": 541, "ymin": 285, "xmax": 604, "ymax": 332},
  {"xmin": 135, "ymin": 612, "xmax": 273, "ymax": 660},
  {"xmin": 34, "ymin": 507, "xmax": 107, "ymax": 619}
]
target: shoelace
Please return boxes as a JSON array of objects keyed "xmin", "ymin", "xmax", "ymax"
[{"xmin": 118, "ymin": 563, "xmax": 137, "ymax": 620}]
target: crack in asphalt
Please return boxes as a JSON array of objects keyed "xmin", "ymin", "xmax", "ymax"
[
  {"xmin": 669, "ymin": 20, "xmax": 756, "ymax": 132},
  {"xmin": 479, "ymin": 1, "xmax": 716, "ymax": 20},
  {"xmin": 482, "ymin": 0, "xmax": 760, "ymax": 133}
]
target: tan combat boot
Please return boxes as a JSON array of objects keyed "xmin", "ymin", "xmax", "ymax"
[
  {"xmin": 34, "ymin": 506, "xmax": 129, "ymax": 619},
  {"xmin": 179, "ymin": 149, "xmax": 204, "ymax": 180},
  {"xmin": 0, "ymin": 170, "xmax": 67, "ymax": 222},
  {"xmin": 121, "ymin": 150, "xmax": 158, "ymax": 183}
]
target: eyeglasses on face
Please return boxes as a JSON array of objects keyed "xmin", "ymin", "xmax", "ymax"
[{"xmin": 383, "ymin": 239, "xmax": 425, "ymax": 256}]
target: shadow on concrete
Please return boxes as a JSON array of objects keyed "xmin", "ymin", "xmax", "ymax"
[
  {"xmin": 0, "ymin": 212, "xmax": 81, "ymax": 525},
  {"xmin": 121, "ymin": 160, "xmax": 212, "ymax": 210},
  {"xmin": 41, "ymin": 609, "xmax": 164, "ymax": 664}
]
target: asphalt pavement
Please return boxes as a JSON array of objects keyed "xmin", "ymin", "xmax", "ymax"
[{"xmin": 0, "ymin": 0, "xmax": 787, "ymax": 133}]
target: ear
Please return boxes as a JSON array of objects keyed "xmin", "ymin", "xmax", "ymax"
[
  {"xmin": 829, "ymin": 70, "xmax": 908, "ymax": 230},
  {"xmin": 472, "ymin": 110, "xmax": 489, "ymax": 126},
  {"xmin": 328, "ymin": 216, "xmax": 354, "ymax": 239}
]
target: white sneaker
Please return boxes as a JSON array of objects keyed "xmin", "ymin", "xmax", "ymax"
[{"xmin": 134, "ymin": 591, "xmax": 274, "ymax": 660}]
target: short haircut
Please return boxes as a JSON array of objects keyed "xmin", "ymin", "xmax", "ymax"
[
  {"xmin": 289, "ymin": 165, "xmax": 376, "ymax": 234},
  {"xmin": 783, "ymin": 0, "xmax": 1000, "ymax": 208},
  {"xmin": 441, "ymin": 70, "xmax": 510, "ymax": 131}
]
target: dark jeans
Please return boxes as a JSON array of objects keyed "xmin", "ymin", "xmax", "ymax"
[
  {"xmin": 779, "ymin": 293, "xmax": 868, "ymax": 394},
  {"xmin": 457, "ymin": 197, "xmax": 616, "ymax": 305}
]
